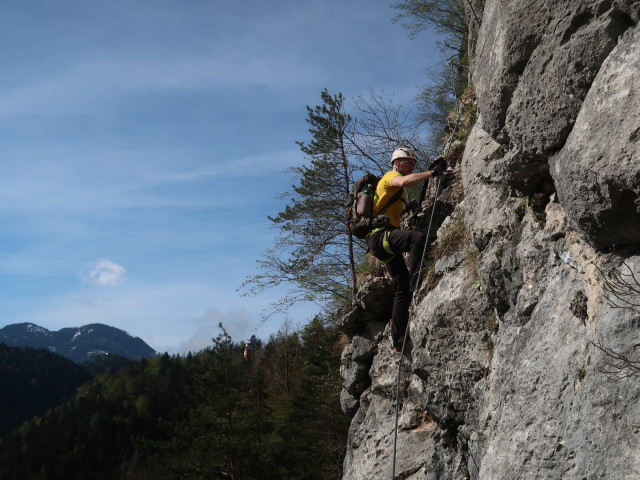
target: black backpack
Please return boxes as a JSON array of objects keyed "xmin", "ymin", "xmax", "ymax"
[{"xmin": 346, "ymin": 173, "xmax": 403, "ymax": 239}]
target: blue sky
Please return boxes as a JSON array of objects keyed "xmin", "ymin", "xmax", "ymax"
[{"xmin": 0, "ymin": 0, "xmax": 444, "ymax": 354}]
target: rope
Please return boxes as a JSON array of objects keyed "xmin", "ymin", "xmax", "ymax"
[
  {"xmin": 390, "ymin": 58, "xmax": 464, "ymax": 480},
  {"xmin": 390, "ymin": 177, "xmax": 442, "ymax": 480}
]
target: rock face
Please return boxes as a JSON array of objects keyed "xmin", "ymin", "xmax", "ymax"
[
  {"xmin": 471, "ymin": 0, "xmax": 639, "ymax": 194},
  {"xmin": 338, "ymin": 2, "xmax": 640, "ymax": 479},
  {"xmin": 551, "ymin": 26, "xmax": 640, "ymax": 249}
]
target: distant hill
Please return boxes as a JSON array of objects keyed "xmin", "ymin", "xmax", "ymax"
[
  {"xmin": 0, "ymin": 343, "xmax": 93, "ymax": 436},
  {"xmin": 0, "ymin": 323, "xmax": 157, "ymax": 362},
  {"xmin": 0, "ymin": 318, "xmax": 349, "ymax": 479}
]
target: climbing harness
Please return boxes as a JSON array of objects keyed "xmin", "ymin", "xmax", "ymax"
[
  {"xmin": 382, "ymin": 231, "xmax": 396, "ymax": 263},
  {"xmin": 390, "ymin": 57, "xmax": 465, "ymax": 480},
  {"xmin": 367, "ymin": 227, "xmax": 398, "ymax": 264}
]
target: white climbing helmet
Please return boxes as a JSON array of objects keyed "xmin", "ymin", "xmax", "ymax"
[{"xmin": 390, "ymin": 147, "xmax": 417, "ymax": 164}]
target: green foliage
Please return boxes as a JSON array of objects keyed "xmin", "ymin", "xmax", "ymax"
[
  {"xmin": 391, "ymin": 0, "xmax": 467, "ymax": 48},
  {"xmin": 298, "ymin": 90, "xmax": 352, "ymax": 157},
  {"xmin": 0, "ymin": 321, "xmax": 348, "ymax": 480},
  {"xmin": 81, "ymin": 353, "xmax": 135, "ymax": 375},
  {"xmin": 242, "ymin": 90, "xmax": 360, "ymax": 315},
  {"xmin": 0, "ymin": 344, "xmax": 92, "ymax": 437},
  {"xmin": 281, "ymin": 317, "xmax": 350, "ymax": 479},
  {"xmin": 393, "ymin": 0, "xmax": 470, "ymax": 154},
  {"xmin": 138, "ymin": 326, "xmax": 273, "ymax": 479}
]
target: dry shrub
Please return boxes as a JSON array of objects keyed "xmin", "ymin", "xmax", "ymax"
[{"xmin": 434, "ymin": 214, "xmax": 469, "ymax": 260}]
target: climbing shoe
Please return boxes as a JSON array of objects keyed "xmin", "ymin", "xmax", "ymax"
[{"xmin": 390, "ymin": 335, "xmax": 404, "ymax": 353}]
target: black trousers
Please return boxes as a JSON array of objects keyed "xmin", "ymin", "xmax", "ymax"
[{"xmin": 367, "ymin": 228, "xmax": 426, "ymax": 343}]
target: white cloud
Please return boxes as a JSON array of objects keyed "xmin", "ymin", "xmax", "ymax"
[
  {"xmin": 176, "ymin": 307, "xmax": 254, "ymax": 354},
  {"xmin": 80, "ymin": 259, "xmax": 127, "ymax": 286},
  {"xmin": 0, "ymin": 1, "xmax": 429, "ymax": 118},
  {"xmin": 0, "ymin": 38, "xmax": 325, "ymax": 118},
  {"xmin": 0, "ymin": 277, "xmax": 321, "ymax": 356},
  {"xmin": 0, "ymin": 144, "xmax": 300, "ymax": 218},
  {"xmin": 0, "ymin": 0, "xmax": 438, "ymax": 358}
]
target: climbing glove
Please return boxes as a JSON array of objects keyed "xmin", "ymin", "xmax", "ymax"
[{"xmin": 429, "ymin": 155, "xmax": 447, "ymax": 177}]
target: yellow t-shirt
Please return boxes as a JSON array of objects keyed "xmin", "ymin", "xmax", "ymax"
[{"xmin": 374, "ymin": 171, "xmax": 405, "ymax": 228}]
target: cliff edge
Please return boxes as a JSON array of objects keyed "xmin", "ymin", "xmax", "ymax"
[{"xmin": 338, "ymin": 1, "xmax": 640, "ymax": 479}]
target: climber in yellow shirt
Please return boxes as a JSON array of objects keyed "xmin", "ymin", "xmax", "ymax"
[{"xmin": 367, "ymin": 148, "xmax": 446, "ymax": 352}]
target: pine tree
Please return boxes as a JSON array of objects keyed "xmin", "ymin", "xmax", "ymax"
[
  {"xmin": 144, "ymin": 326, "xmax": 274, "ymax": 480},
  {"xmin": 392, "ymin": 0, "xmax": 471, "ymax": 153},
  {"xmin": 242, "ymin": 89, "xmax": 363, "ymax": 312},
  {"xmin": 276, "ymin": 316, "xmax": 349, "ymax": 479},
  {"xmin": 391, "ymin": 0, "xmax": 467, "ymax": 49}
]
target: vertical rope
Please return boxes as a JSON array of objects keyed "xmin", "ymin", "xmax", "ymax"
[
  {"xmin": 391, "ymin": 178, "xmax": 442, "ymax": 480},
  {"xmin": 390, "ymin": 58, "xmax": 464, "ymax": 480}
]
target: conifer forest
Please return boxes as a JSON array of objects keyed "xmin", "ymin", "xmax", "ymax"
[{"xmin": 0, "ymin": 318, "xmax": 348, "ymax": 479}]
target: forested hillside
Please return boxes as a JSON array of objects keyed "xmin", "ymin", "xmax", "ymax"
[
  {"xmin": 0, "ymin": 344, "xmax": 93, "ymax": 436},
  {"xmin": 0, "ymin": 318, "xmax": 348, "ymax": 480}
]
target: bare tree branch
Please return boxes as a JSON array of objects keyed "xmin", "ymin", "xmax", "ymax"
[
  {"xmin": 594, "ymin": 260, "xmax": 640, "ymax": 309},
  {"xmin": 591, "ymin": 341, "xmax": 640, "ymax": 380}
]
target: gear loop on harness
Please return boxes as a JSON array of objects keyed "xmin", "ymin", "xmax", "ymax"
[
  {"xmin": 367, "ymin": 227, "xmax": 397, "ymax": 264},
  {"xmin": 382, "ymin": 230, "xmax": 396, "ymax": 263}
]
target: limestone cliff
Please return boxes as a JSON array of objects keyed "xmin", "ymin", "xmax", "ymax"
[{"xmin": 338, "ymin": 1, "xmax": 640, "ymax": 478}]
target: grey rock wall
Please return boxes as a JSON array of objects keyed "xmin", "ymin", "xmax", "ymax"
[
  {"xmin": 339, "ymin": 1, "xmax": 640, "ymax": 479},
  {"xmin": 471, "ymin": 0, "xmax": 638, "ymax": 194},
  {"xmin": 551, "ymin": 25, "xmax": 640, "ymax": 249}
]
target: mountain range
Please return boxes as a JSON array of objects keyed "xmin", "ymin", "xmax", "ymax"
[{"xmin": 0, "ymin": 323, "xmax": 157, "ymax": 362}]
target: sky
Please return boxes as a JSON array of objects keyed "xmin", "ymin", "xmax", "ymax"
[{"xmin": 0, "ymin": 0, "xmax": 445, "ymax": 354}]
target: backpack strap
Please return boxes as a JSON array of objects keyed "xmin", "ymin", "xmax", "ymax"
[
  {"xmin": 376, "ymin": 188, "xmax": 404, "ymax": 217},
  {"xmin": 364, "ymin": 188, "xmax": 404, "ymax": 239}
]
